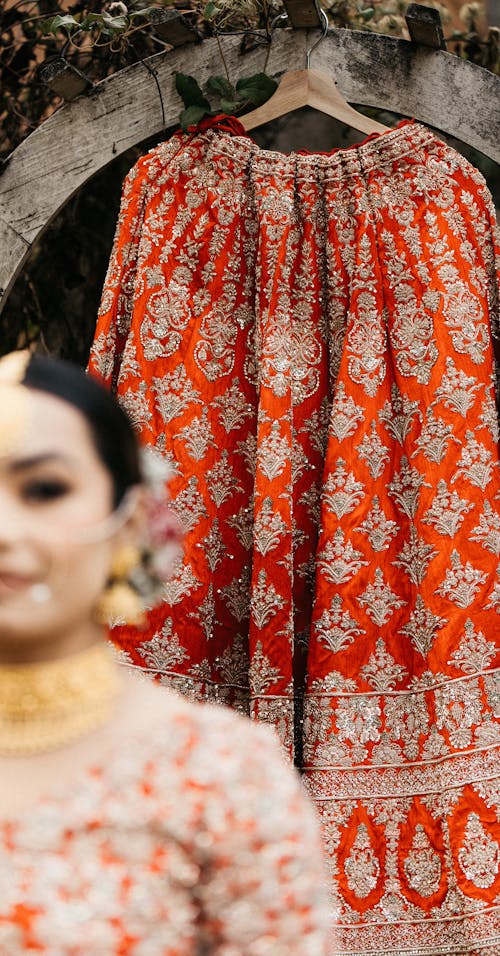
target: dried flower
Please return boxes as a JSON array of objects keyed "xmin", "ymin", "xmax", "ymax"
[
  {"xmin": 460, "ymin": 1, "xmax": 484, "ymax": 24},
  {"xmin": 107, "ymin": 1, "xmax": 128, "ymax": 14}
]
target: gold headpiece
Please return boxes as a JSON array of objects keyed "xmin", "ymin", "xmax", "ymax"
[{"xmin": 0, "ymin": 349, "xmax": 31, "ymax": 457}]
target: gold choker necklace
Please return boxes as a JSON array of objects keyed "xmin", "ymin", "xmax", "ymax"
[{"xmin": 0, "ymin": 643, "xmax": 121, "ymax": 756}]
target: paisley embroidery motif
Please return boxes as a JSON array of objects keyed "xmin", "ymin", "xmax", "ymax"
[
  {"xmin": 403, "ymin": 825, "xmax": 442, "ymax": 898},
  {"xmin": 344, "ymin": 824, "xmax": 381, "ymax": 899},
  {"xmin": 458, "ymin": 814, "xmax": 500, "ymax": 890}
]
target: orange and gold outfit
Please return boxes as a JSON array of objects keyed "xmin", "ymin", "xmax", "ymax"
[
  {"xmin": 89, "ymin": 117, "xmax": 500, "ymax": 954},
  {"xmin": 0, "ymin": 693, "xmax": 329, "ymax": 953}
]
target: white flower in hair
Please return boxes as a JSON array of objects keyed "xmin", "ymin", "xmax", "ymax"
[{"xmin": 140, "ymin": 447, "xmax": 173, "ymax": 492}]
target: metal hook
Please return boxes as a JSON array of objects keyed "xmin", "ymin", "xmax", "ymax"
[
  {"xmin": 270, "ymin": 11, "xmax": 288, "ymax": 32},
  {"xmin": 305, "ymin": 1, "xmax": 329, "ymax": 69}
]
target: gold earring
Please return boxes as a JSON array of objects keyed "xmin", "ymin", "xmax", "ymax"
[{"xmin": 96, "ymin": 545, "xmax": 145, "ymax": 626}]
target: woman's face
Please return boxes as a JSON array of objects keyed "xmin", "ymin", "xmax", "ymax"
[{"xmin": 0, "ymin": 389, "xmax": 124, "ymax": 657}]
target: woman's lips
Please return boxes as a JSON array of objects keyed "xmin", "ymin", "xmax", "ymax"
[{"xmin": 0, "ymin": 572, "xmax": 35, "ymax": 592}]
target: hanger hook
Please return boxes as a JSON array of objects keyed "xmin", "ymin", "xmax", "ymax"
[
  {"xmin": 305, "ymin": 1, "xmax": 329, "ymax": 69},
  {"xmin": 270, "ymin": 11, "xmax": 288, "ymax": 33}
]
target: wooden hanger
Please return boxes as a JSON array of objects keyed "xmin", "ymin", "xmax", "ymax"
[{"xmin": 241, "ymin": 9, "xmax": 390, "ymax": 135}]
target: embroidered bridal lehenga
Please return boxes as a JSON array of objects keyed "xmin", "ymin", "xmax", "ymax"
[{"xmin": 89, "ymin": 116, "xmax": 500, "ymax": 954}]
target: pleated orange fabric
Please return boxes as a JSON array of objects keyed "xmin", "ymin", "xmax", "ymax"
[{"xmin": 89, "ymin": 117, "xmax": 500, "ymax": 954}]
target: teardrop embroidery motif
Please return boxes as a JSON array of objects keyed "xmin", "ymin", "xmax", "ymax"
[
  {"xmin": 403, "ymin": 824, "xmax": 442, "ymax": 897},
  {"xmin": 458, "ymin": 813, "xmax": 500, "ymax": 889},
  {"xmin": 344, "ymin": 823, "xmax": 381, "ymax": 899}
]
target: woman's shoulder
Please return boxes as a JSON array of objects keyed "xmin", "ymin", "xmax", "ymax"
[
  {"xmin": 121, "ymin": 669, "xmax": 285, "ymax": 772},
  {"xmin": 101, "ymin": 670, "xmax": 311, "ymax": 847},
  {"xmin": 111, "ymin": 670, "xmax": 307, "ymax": 825}
]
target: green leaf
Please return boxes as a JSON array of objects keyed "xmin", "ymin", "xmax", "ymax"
[
  {"xmin": 203, "ymin": 2, "xmax": 218, "ymax": 19},
  {"xmin": 220, "ymin": 98, "xmax": 242, "ymax": 114},
  {"xmin": 175, "ymin": 72, "xmax": 211, "ymax": 109},
  {"xmin": 79, "ymin": 12, "xmax": 128, "ymax": 33},
  {"xmin": 130, "ymin": 6, "xmax": 157, "ymax": 18},
  {"xmin": 101, "ymin": 13, "xmax": 128, "ymax": 30},
  {"xmin": 235, "ymin": 73, "xmax": 278, "ymax": 106},
  {"xmin": 179, "ymin": 104, "xmax": 211, "ymax": 131},
  {"xmin": 41, "ymin": 14, "xmax": 81, "ymax": 35},
  {"xmin": 206, "ymin": 74, "xmax": 234, "ymax": 98},
  {"xmin": 359, "ymin": 7, "xmax": 375, "ymax": 20}
]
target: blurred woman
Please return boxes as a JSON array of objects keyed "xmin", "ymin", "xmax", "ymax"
[{"xmin": 0, "ymin": 349, "xmax": 330, "ymax": 955}]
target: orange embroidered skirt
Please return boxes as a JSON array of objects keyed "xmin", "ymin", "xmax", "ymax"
[{"xmin": 89, "ymin": 118, "xmax": 500, "ymax": 954}]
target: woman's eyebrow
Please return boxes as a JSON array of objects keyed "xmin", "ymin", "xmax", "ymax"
[{"xmin": 7, "ymin": 452, "xmax": 71, "ymax": 472}]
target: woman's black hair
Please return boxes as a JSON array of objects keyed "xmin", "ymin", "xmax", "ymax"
[{"xmin": 23, "ymin": 355, "xmax": 142, "ymax": 506}]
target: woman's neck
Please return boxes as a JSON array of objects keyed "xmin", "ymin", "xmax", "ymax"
[{"xmin": 0, "ymin": 622, "xmax": 104, "ymax": 666}]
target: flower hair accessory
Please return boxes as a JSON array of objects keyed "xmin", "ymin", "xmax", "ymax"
[
  {"xmin": 130, "ymin": 448, "xmax": 182, "ymax": 605},
  {"xmin": 97, "ymin": 449, "xmax": 182, "ymax": 627}
]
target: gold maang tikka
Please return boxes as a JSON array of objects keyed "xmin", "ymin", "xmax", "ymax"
[{"xmin": 0, "ymin": 350, "xmax": 31, "ymax": 457}]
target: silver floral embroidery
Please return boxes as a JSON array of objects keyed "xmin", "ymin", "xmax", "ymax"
[
  {"xmin": 403, "ymin": 825, "xmax": 442, "ymax": 897},
  {"xmin": 301, "ymin": 398, "xmax": 331, "ymax": 456},
  {"xmin": 195, "ymin": 583, "xmax": 216, "ymax": 641},
  {"xmin": 399, "ymin": 596, "xmax": 447, "ymax": 656},
  {"xmin": 329, "ymin": 382, "xmax": 365, "ymax": 441},
  {"xmin": 250, "ymin": 570, "xmax": 285, "ymax": 629},
  {"xmin": 161, "ymin": 562, "xmax": 200, "ymax": 606},
  {"xmin": 392, "ymin": 526, "xmax": 438, "ymax": 585},
  {"xmin": 249, "ymin": 640, "xmax": 283, "ymax": 694},
  {"xmin": 172, "ymin": 477, "xmax": 207, "ymax": 533},
  {"xmin": 198, "ymin": 518, "xmax": 226, "ymax": 572},
  {"xmin": 412, "ymin": 409, "xmax": 458, "ymax": 464},
  {"xmin": 458, "ymin": 814, "xmax": 500, "ymax": 889},
  {"xmin": 447, "ymin": 619, "xmax": 497, "ymax": 674},
  {"xmin": 314, "ymin": 594, "xmax": 365, "ymax": 655},
  {"xmin": 384, "ymin": 691, "xmax": 430, "ymax": 760},
  {"xmin": 236, "ymin": 433, "xmax": 258, "ymax": 476},
  {"xmin": 437, "ymin": 550, "xmax": 487, "ymax": 608},
  {"xmin": 441, "ymin": 266, "xmax": 490, "ymax": 364},
  {"xmin": 322, "ymin": 460, "xmax": 365, "ymax": 518},
  {"xmin": 258, "ymin": 422, "xmax": 291, "ymax": 482},
  {"xmin": 151, "ymin": 365, "xmax": 201, "ymax": 423},
  {"xmin": 336, "ymin": 697, "xmax": 381, "ymax": 760},
  {"xmin": 470, "ymin": 501, "xmax": 500, "ymax": 556},
  {"xmin": 485, "ymin": 565, "xmax": 500, "ymax": 614},
  {"xmin": 478, "ymin": 391, "xmax": 500, "ymax": 442},
  {"xmin": 213, "ymin": 378, "xmax": 254, "ymax": 433},
  {"xmin": 141, "ymin": 617, "xmax": 189, "ymax": 671},
  {"xmin": 254, "ymin": 498, "xmax": 288, "ymax": 556},
  {"xmin": 356, "ymin": 497, "xmax": 399, "ymax": 552},
  {"xmin": 357, "ymin": 422, "xmax": 390, "ymax": 479},
  {"xmin": 422, "ymin": 480, "xmax": 474, "ymax": 537},
  {"xmin": 118, "ymin": 386, "xmax": 152, "ymax": 431},
  {"xmin": 452, "ymin": 431, "xmax": 496, "ymax": 490},
  {"xmin": 206, "ymin": 451, "xmax": 243, "ymax": 507},
  {"xmin": 347, "ymin": 250, "xmax": 387, "ymax": 396},
  {"xmin": 344, "ymin": 824, "xmax": 381, "ymax": 898},
  {"xmin": 434, "ymin": 357, "xmax": 480, "ymax": 417},
  {"xmin": 193, "ymin": 302, "xmax": 239, "ymax": 381},
  {"xmin": 379, "ymin": 385, "xmax": 420, "ymax": 445},
  {"xmin": 175, "ymin": 407, "xmax": 216, "ymax": 461},
  {"xmin": 225, "ymin": 503, "xmax": 254, "ymax": 552},
  {"xmin": 357, "ymin": 569, "xmax": 406, "ymax": 625},
  {"xmin": 388, "ymin": 456, "xmax": 428, "ymax": 519},
  {"xmin": 221, "ymin": 567, "xmax": 252, "ymax": 623},
  {"xmin": 435, "ymin": 679, "xmax": 482, "ymax": 748},
  {"xmin": 317, "ymin": 530, "xmax": 368, "ymax": 585},
  {"xmin": 361, "ymin": 638, "xmax": 407, "ymax": 691}
]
